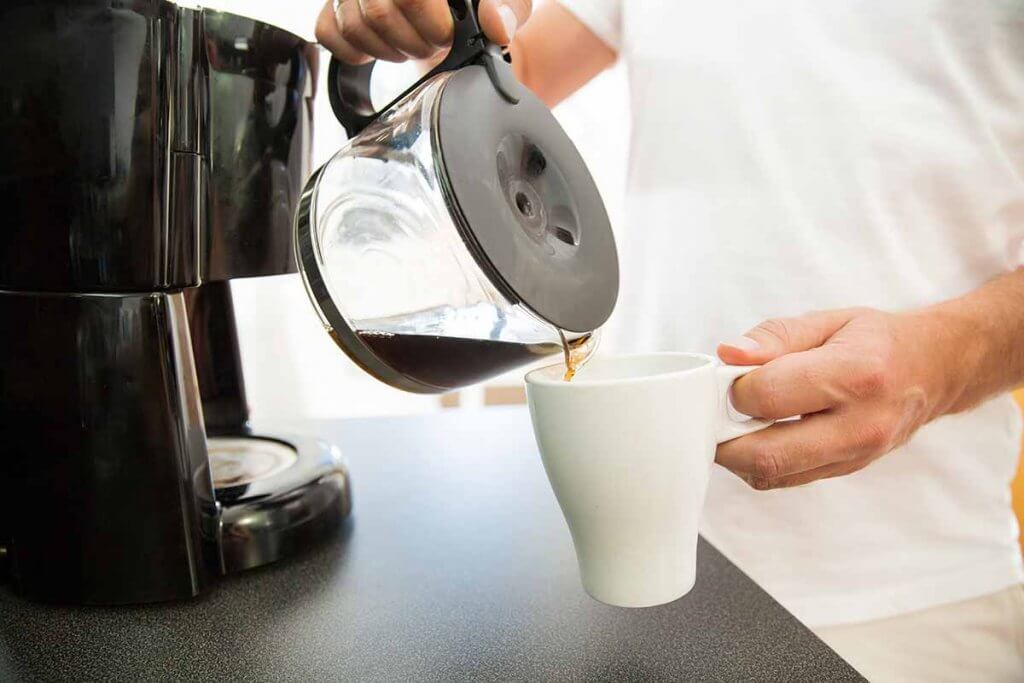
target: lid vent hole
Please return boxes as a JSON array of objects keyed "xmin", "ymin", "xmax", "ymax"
[
  {"xmin": 525, "ymin": 145, "xmax": 547, "ymax": 177},
  {"xmin": 515, "ymin": 191, "xmax": 534, "ymax": 217},
  {"xmin": 551, "ymin": 226, "xmax": 578, "ymax": 246}
]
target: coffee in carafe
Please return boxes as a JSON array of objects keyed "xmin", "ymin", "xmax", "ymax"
[
  {"xmin": 357, "ymin": 332, "xmax": 563, "ymax": 390},
  {"xmin": 352, "ymin": 326, "xmax": 598, "ymax": 390}
]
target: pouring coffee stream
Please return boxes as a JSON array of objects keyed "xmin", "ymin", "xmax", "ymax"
[
  {"xmin": 558, "ymin": 328, "xmax": 596, "ymax": 381},
  {"xmin": 296, "ymin": 0, "xmax": 618, "ymax": 394}
]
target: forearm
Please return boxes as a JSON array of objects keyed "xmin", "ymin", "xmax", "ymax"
[
  {"xmin": 920, "ymin": 268, "xmax": 1024, "ymax": 415},
  {"xmin": 509, "ymin": 3, "xmax": 616, "ymax": 107}
]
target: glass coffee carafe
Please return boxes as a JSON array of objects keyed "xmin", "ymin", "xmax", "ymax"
[{"xmin": 295, "ymin": 0, "xmax": 618, "ymax": 393}]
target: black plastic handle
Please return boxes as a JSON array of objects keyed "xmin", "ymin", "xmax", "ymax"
[{"xmin": 326, "ymin": 0, "xmax": 517, "ymax": 138}]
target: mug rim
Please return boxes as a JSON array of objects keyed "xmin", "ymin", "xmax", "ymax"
[{"xmin": 524, "ymin": 351, "xmax": 716, "ymax": 388}]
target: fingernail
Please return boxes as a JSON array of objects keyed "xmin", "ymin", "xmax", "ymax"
[
  {"xmin": 498, "ymin": 5, "xmax": 518, "ymax": 42},
  {"xmin": 724, "ymin": 336, "xmax": 761, "ymax": 352}
]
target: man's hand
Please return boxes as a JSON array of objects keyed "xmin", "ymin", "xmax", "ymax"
[
  {"xmin": 315, "ymin": 0, "xmax": 532, "ymax": 65},
  {"xmin": 714, "ymin": 306, "xmax": 980, "ymax": 489}
]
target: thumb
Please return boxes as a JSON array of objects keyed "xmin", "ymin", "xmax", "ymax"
[
  {"xmin": 717, "ymin": 309, "xmax": 859, "ymax": 365},
  {"xmin": 478, "ymin": 0, "xmax": 533, "ymax": 45}
]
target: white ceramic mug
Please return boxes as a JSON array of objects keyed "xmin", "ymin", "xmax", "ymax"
[{"xmin": 525, "ymin": 353, "xmax": 773, "ymax": 608}]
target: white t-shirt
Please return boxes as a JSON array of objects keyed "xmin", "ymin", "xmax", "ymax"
[{"xmin": 557, "ymin": 0, "xmax": 1024, "ymax": 627}]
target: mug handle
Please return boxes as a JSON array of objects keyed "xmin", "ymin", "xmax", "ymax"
[{"xmin": 714, "ymin": 364, "xmax": 774, "ymax": 443}]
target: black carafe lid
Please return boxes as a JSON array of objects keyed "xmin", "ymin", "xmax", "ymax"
[{"xmin": 435, "ymin": 64, "xmax": 618, "ymax": 333}]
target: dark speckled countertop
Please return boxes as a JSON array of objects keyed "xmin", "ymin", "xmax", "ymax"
[{"xmin": 0, "ymin": 407, "xmax": 862, "ymax": 681}]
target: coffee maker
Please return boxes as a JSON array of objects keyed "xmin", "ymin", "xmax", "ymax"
[
  {"xmin": 0, "ymin": 1, "xmax": 351, "ymax": 604},
  {"xmin": 0, "ymin": 0, "xmax": 620, "ymax": 605}
]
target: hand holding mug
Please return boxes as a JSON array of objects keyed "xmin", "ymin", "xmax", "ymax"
[
  {"xmin": 525, "ymin": 353, "xmax": 772, "ymax": 608},
  {"xmin": 716, "ymin": 307, "xmax": 967, "ymax": 489}
]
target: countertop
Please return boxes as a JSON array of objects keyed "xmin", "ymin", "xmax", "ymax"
[{"xmin": 0, "ymin": 407, "xmax": 861, "ymax": 681}]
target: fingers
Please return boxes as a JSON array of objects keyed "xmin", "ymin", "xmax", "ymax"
[
  {"xmin": 360, "ymin": 0, "xmax": 437, "ymax": 58},
  {"xmin": 729, "ymin": 346, "xmax": 852, "ymax": 419},
  {"xmin": 715, "ymin": 410, "xmax": 883, "ymax": 489},
  {"xmin": 316, "ymin": 1, "xmax": 372, "ymax": 64},
  {"xmin": 478, "ymin": 0, "xmax": 533, "ymax": 44},
  {"xmin": 338, "ymin": 0, "xmax": 408, "ymax": 62},
  {"xmin": 394, "ymin": 0, "xmax": 455, "ymax": 47},
  {"xmin": 717, "ymin": 308, "xmax": 865, "ymax": 365},
  {"xmin": 766, "ymin": 459, "xmax": 867, "ymax": 489}
]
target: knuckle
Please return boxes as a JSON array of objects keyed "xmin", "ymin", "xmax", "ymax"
[
  {"xmin": 315, "ymin": 13, "xmax": 339, "ymax": 41},
  {"xmin": 860, "ymin": 418, "xmax": 896, "ymax": 453},
  {"xmin": 339, "ymin": 18, "xmax": 362, "ymax": 41},
  {"xmin": 752, "ymin": 448, "xmax": 782, "ymax": 485},
  {"xmin": 361, "ymin": 0, "xmax": 391, "ymax": 27},
  {"xmin": 754, "ymin": 318, "xmax": 793, "ymax": 347},
  {"xmin": 849, "ymin": 357, "xmax": 888, "ymax": 397}
]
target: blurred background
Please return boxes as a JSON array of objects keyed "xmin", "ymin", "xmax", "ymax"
[{"xmin": 200, "ymin": 0, "xmax": 630, "ymax": 421}]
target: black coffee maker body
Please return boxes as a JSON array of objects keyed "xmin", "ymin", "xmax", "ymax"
[
  {"xmin": 0, "ymin": 0, "xmax": 350, "ymax": 604},
  {"xmin": 0, "ymin": 0, "xmax": 619, "ymax": 606}
]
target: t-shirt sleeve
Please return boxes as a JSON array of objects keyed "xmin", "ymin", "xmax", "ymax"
[{"xmin": 555, "ymin": 0, "xmax": 622, "ymax": 51}]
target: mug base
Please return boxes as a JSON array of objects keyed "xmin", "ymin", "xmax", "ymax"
[{"xmin": 581, "ymin": 574, "xmax": 697, "ymax": 609}]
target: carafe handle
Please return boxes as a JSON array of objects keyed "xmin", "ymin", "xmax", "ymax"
[{"xmin": 326, "ymin": 0, "xmax": 519, "ymax": 138}]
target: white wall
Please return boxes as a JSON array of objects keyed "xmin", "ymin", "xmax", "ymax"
[{"xmin": 206, "ymin": 0, "xmax": 629, "ymax": 419}]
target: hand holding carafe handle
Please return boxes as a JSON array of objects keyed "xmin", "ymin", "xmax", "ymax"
[{"xmin": 327, "ymin": 0, "xmax": 518, "ymax": 138}]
